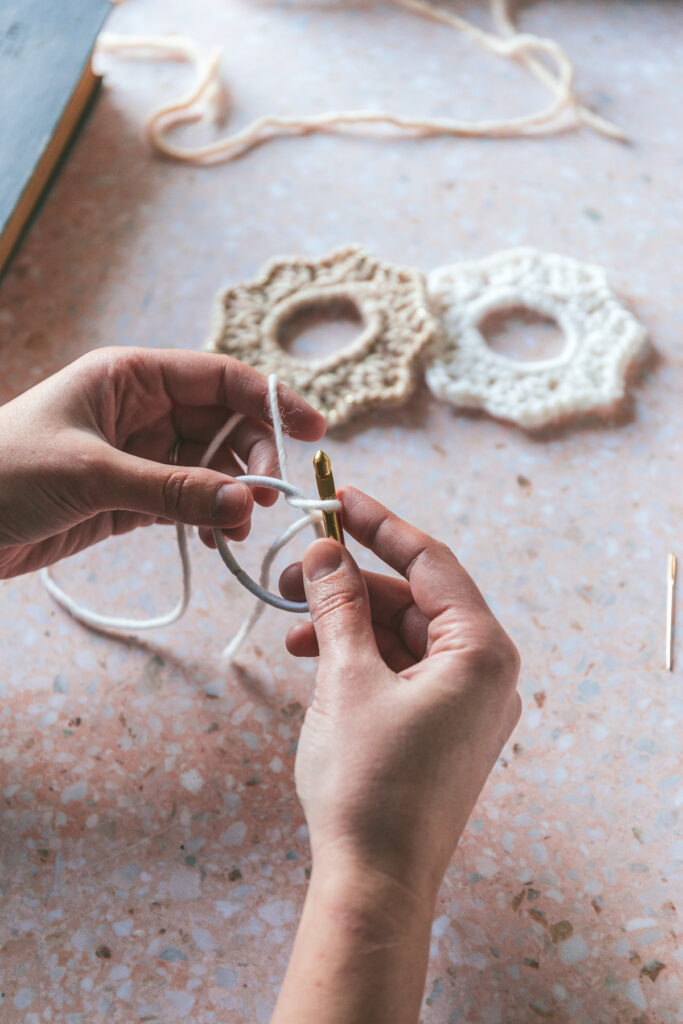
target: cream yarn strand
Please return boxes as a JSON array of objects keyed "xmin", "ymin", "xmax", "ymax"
[
  {"xmin": 96, "ymin": 0, "xmax": 624, "ymax": 166},
  {"xmin": 488, "ymin": 0, "xmax": 625, "ymax": 141}
]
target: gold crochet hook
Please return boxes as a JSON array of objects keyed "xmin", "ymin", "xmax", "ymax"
[
  {"xmin": 313, "ymin": 450, "xmax": 344, "ymax": 546},
  {"xmin": 666, "ymin": 553, "xmax": 677, "ymax": 671}
]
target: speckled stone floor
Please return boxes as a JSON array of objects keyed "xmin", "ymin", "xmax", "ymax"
[{"xmin": 0, "ymin": 2, "xmax": 681, "ymax": 1022}]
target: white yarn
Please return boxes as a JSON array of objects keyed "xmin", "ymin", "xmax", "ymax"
[
  {"xmin": 212, "ymin": 375, "xmax": 340, "ymax": 661},
  {"xmin": 40, "ymin": 523, "xmax": 192, "ymax": 632},
  {"xmin": 426, "ymin": 248, "xmax": 647, "ymax": 429},
  {"xmin": 40, "ymin": 375, "xmax": 341, "ymax": 664},
  {"xmin": 216, "ymin": 488, "xmax": 322, "ymax": 663},
  {"xmin": 95, "ymin": 0, "xmax": 624, "ymax": 167}
]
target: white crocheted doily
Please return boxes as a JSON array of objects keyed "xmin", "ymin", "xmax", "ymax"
[
  {"xmin": 206, "ymin": 246, "xmax": 438, "ymax": 428},
  {"xmin": 426, "ymin": 248, "xmax": 647, "ymax": 429}
]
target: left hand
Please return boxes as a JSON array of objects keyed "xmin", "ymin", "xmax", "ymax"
[{"xmin": 0, "ymin": 347, "xmax": 325, "ymax": 578}]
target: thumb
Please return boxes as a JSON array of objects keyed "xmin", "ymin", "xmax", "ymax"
[
  {"xmin": 101, "ymin": 449, "xmax": 253, "ymax": 529},
  {"xmin": 303, "ymin": 539, "xmax": 379, "ymax": 666}
]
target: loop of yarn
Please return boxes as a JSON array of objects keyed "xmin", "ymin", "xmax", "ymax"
[
  {"xmin": 40, "ymin": 375, "xmax": 340, "ymax": 663},
  {"xmin": 40, "ymin": 523, "xmax": 192, "ymax": 633},
  {"xmin": 212, "ymin": 376, "xmax": 342, "ymax": 624},
  {"xmin": 214, "ymin": 482, "xmax": 314, "ymax": 615},
  {"xmin": 96, "ymin": 0, "xmax": 625, "ymax": 167}
]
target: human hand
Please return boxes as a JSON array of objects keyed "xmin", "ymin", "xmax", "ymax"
[
  {"xmin": 0, "ymin": 347, "xmax": 324, "ymax": 578},
  {"xmin": 279, "ymin": 487, "xmax": 521, "ymax": 903}
]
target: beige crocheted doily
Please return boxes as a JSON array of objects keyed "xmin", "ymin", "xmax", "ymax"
[{"xmin": 206, "ymin": 246, "xmax": 438, "ymax": 427}]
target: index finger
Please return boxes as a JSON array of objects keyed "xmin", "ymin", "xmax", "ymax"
[
  {"xmin": 339, "ymin": 486, "xmax": 490, "ymax": 621},
  {"xmin": 127, "ymin": 348, "xmax": 326, "ymax": 441}
]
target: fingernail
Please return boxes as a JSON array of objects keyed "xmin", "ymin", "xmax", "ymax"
[
  {"xmin": 304, "ymin": 540, "xmax": 344, "ymax": 582},
  {"xmin": 212, "ymin": 483, "xmax": 249, "ymax": 522}
]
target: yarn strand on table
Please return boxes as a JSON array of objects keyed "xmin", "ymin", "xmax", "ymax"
[
  {"xmin": 40, "ymin": 523, "xmax": 192, "ymax": 632},
  {"xmin": 95, "ymin": 0, "xmax": 624, "ymax": 167}
]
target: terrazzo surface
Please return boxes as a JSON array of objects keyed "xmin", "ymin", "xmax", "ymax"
[{"xmin": 0, "ymin": 1, "xmax": 682, "ymax": 1021}]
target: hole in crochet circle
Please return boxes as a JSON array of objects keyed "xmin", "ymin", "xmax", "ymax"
[
  {"xmin": 277, "ymin": 296, "xmax": 364, "ymax": 361},
  {"xmin": 480, "ymin": 307, "xmax": 566, "ymax": 362}
]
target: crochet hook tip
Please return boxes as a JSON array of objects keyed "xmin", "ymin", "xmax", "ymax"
[
  {"xmin": 313, "ymin": 450, "xmax": 345, "ymax": 546},
  {"xmin": 313, "ymin": 449, "xmax": 332, "ymax": 476}
]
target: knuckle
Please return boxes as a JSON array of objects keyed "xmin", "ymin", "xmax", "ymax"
[
  {"xmin": 460, "ymin": 624, "xmax": 520, "ymax": 687},
  {"xmin": 67, "ymin": 443, "xmax": 112, "ymax": 513},
  {"xmin": 248, "ymin": 434, "xmax": 276, "ymax": 472},
  {"xmin": 407, "ymin": 538, "xmax": 454, "ymax": 578},
  {"xmin": 77, "ymin": 346, "xmax": 147, "ymax": 397},
  {"xmin": 356, "ymin": 503, "xmax": 392, "ymax": 552},
  {"xmin": 506, "ymin": 636, "xmax": 522, "ymax": 680},
  {"xmin": 429, "ymin": 539, "xmax": 456, "ymax": 568},
  {"xmin": 78, "ymin": 345, "xmax": 126, "ymax": 377},
  {"xmin": 431, "ymin": 538, "xmax": 454, "ymax": 559},
  {"xmin": 312, "ymin": 587, "xmax": 365, "ymax": 626},
  {"xmin": 218, "ymin": 356, "xmax": 256, "ymax": 410},
  {"xmin": 511, "ymin": 691, "xmax": 523, "ymax": 725},
  {"xmin": 161, "ymin": 468, "xmax": 192, "ymax": 516},
  {"xmin": 215, "ymin": 360, "xmax": 231, "ymax": 409}
]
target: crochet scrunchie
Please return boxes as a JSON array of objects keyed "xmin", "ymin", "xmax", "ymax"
[
  {"xmin": 206, "ymin": 246, "xmax": 438, "ymax": 428},
  {"xmin": 208, "ymin": 246, "xmax": 646, "ymax": 431},
  {"xmin": 426, "ymin": 248, "xmax": 647, "ymax": 429}
]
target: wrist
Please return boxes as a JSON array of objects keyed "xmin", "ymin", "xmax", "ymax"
[
  {"xmin": 308, "ymin": 844, "xmax": 438, "ymax": 934},
  {"xmin": 271, "ymin": 848, "xmax": 436, "ymax": 1024},
  {"xmin": 310, "ymin": 828, "xmax": 448, "ymax": 904}
]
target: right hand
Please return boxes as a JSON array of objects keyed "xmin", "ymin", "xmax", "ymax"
[{"xmin": 279, "ymin": 487, "xmax": 521, "ymax": 903}]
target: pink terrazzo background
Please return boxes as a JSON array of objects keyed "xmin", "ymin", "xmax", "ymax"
[{"xmin": 0, "ymin": 2, "xmax": 682, "ymax": 1022}]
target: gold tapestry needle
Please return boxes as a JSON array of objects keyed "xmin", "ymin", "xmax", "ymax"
[
  {"xmin": 313, "ymin": 450, "xmax": 344, "ymax": 546},
  {"xmin": 666, "ymin": 553, "xmax": 677, "ymax": 671}
]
